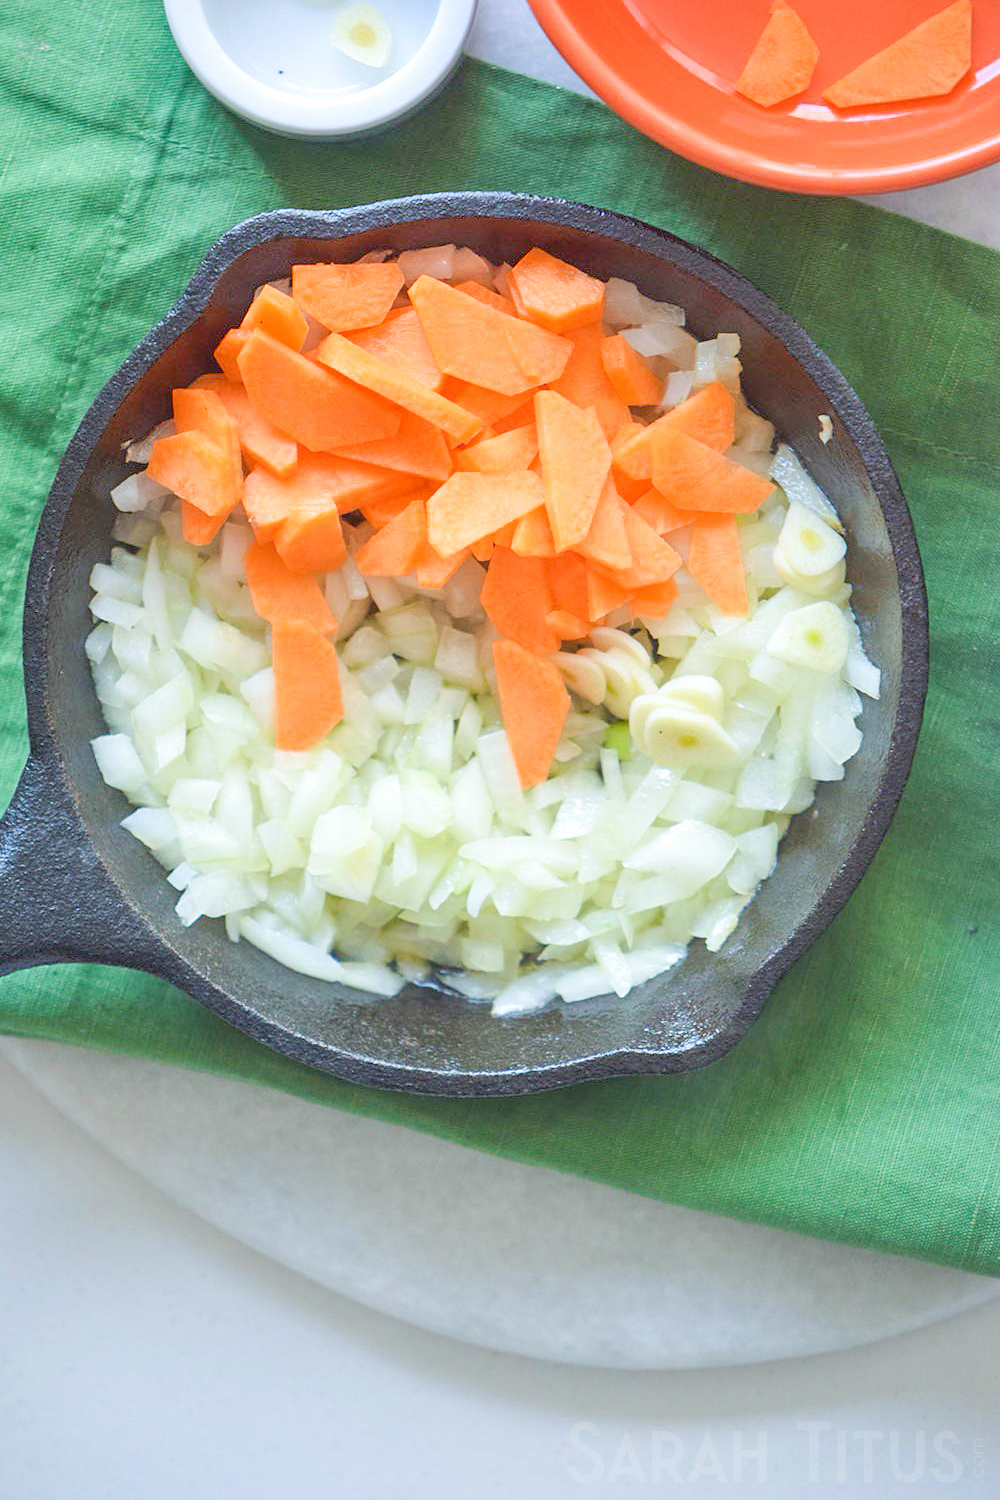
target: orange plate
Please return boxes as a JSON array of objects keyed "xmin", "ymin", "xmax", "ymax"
[{"xmin": 527, "ymin": 0, "xmax": 1000, "ymax": 194}]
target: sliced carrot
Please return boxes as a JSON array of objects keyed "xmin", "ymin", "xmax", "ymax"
[
  {"xmin": 414, "ymin": 544, "xmax": 473, "ymax": 588},
  {"xmin": 545, "ymin": 552, "xmax": 592, "ymax": 623},
  {"xmin": 237, "ymin": 330, "xmax": 401, "ymax": 453},
  {"xmin": 439, "ymin": 378, "xmax": 529, "ymax": 429},
  {"xmin": 453, "ymin": 280, "xmax": 517, "ymax": 314},
  {"xmin": 314, "ymin": 331, "xmax": 481, "ymax": 445},
  {"xmin": 242, "ymin": 454, "xmax": 411, "ymax": 540},
  {"xmin": 493, "ymin": 640, "xmax": 570, "ymax": 790},
  {"xmin": 534, "ymin": 389, "xmax": 612, "ymax": 552},
  {"xmin": 244, "ymin": 541, "xmax": 336, "ymax": 633},
  {"xmin": 631, "ymin": 579, "xmax": 679, "ymax": 617},
  {"xmin": 735, "ymin": 2, "xmax": 819, "ymax": 109},
  {"xmin": 620, "ymin": 506, "xmax": 683, "ymax": 588},
  {"xmin": 651, "ymin": 427, "xmax": 774, "ymax": 514},
  {"xmin": 425, "ymin": 471, "xmax": 544, "ymax": 557},
  {"xmin": 148, "ymin": 430, "xmax": 241, "ymax": 519},
  {"xmin": 194, "ymin": 375, "xmax": 299, "ymax": 478},
  {"xmin": 291, "ymin": 261, "xmax": 403, "ymax": 333},
  {"xmin": 546, "ymin": 321, "xmax": 630, "ymax": 440},
  {"xmin": 332, "ymin": 408, "xmax": 451, "ymax": 481},
  {"xmin": 349, "ymin": 307, "xmax": 443, "ymax": 392},
  {"xmin": 510, "ymin": 505, "xmax": 557, "ymax": 559},
  {"xmin": 546, "ymin": 610, "xmax": 590, "ymax": 641},
  {"xmin": 600, "ymin": 334, "xmax": 663, "ymax": 406},
  {"xmin": 824, "ymin": 0, "xmax": 971, "ymax": 109},
  {"xmin": 507, "ymin": 248, "xmax": 605, "ymax": 333},
  {"xmin": 241, "ymin": 284, "xmax": 309, "ymax": 351},
  {"xmin": 172, "ymin": 387, "xmax": 244, "ymax": 510},
  {"xmin": 613, "ymin": 383, "xmax": 736, "ymax": 480},
  {"xmin": 585, "ymin": 565, "xmax": 635, "ymax": 623},
  {"xmin": 408, "ymin": 275, "xmax": 571, "ymax": 396},
  {"xmin": 688, "ymin": 514, "xmax": 748, "ymax": 615},
  {"xmin": 471, "ymin": 539, "xmax": 495, "ymax": 564},
  {"xmin": 213, "ymin": 329, "xmax": 249, "ymax": 384},
  {"xmin": 274, "ymin": 502, "xmax": 347, "ymax": 575},
  {"xmin": 273, "ymin": 620, "xmax": 344, "ymax": 751},
  {"xmin": 491, "ymin": 399, "xmax": 538, "ymax": 434},
  {"xmin": 481, "ymin": 547, "xmax": 559, "ymax": 655},
  {"xmin": 577, "ymin": 475, "xmax": 632, "ymax": 572},
  {"xmin": 359, "ymin": 484, "xmax": 434, "ymax": 532},
  {"xmin": 355, "ymin": 499, "xmax": 428, "ymax": 578},
  {"xmin": 631, "ymin": 487, "xmax": 697, "ymax": 536},
  {"xmin": 181, "ymin": 499, "xmax": 227, "ymax": 547},
  {"xmin": 453, "ymin": 424, "xmax": 538, "ymax": 473}
]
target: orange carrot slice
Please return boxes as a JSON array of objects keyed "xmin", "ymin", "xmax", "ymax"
[
  {"xmin": 237, "ymin": 331, "xmax": 401, "ymax": 454},
  {"xmin": 194, "ymin": 375, "xmax": 299, "ymax": 478},
  {"xmin": 620, "ymin": 506, "xmax": 683, "ymax": 587},
  {"xmin": 481, "ymin": 547, "xmax": 559, "ymax": 655},
  {"xmin": 413, "ymin": 544, "xmax": 473, "ymax": 589},
  {"xmin": 355, "ymin": 499, "xmax": 429, "ymax": 578},
  {"xmin": 244, "ymin": 542, "xmax": 336, "ymax": 633},
  {"xmin": 214, "ymin": 329, "xmax": 249, "ymax": 384},
  {"xmin": 359, "ymin": 483, "xmax": 434, "ymax": 532},
  {"xmin": 585, "ymin": 565, "xmax": 635, "ymax": 623},
  {"xmin": 534, "ymin": 389, "xmax": 612, "ymax": 552},
  {"xmin": 493, "ymin": 640, "xmax": 570, "ymax": 789},
  {"xmin": 631, "ymin": 488, "xmax": 697, "ymax": 536},
  {"xmin": 507, "ymin": 248, "xmax": 605, "ymax": 333},
  {"xmin": 599, "ymin": 334, "xmax": 663, "ymax": 406},
  {"xmin": 439, "ymin": 378, "xmax": 529, "ymax": 429},
  {"xmin": 824, "ymin": 0, "xmax": 972, "ymax": 109},
  {"xmin": 491, "ymin": 399, "xmax": 538, "ymax": 435},
  {"xmin": 453, "ymin": 280, "xmax": 517, "ymax": 314},
  {"xmin": 510, "ymin": 505, "xmax": 557, "ymax": 558},
  {"xmin": 148, "ymin": 430, "xmax": 241, "ymax": 519},
  {"xmin": 273, "ymin": 620, "xmax": 344, "ymax": 750},
  {"xmin": 332, "ymin": 408, "xmax": 451, "ymax": 481},
  {"xmin": 241, "ymin": 284, "xmax": 309, "ymax": 350},
  {"xmin": 545, "ymin": 552, "xmax": 592, "ymax": 623},
  {"xmin": 453, "ymin": 425, "xmax": 538, "ymax": 473},
  {"xmin": 652, "ymin": 427, "xmax": 774, "ymax": 514},
  {"xmin": 408, "ymin": 275, "xmax": 571, "ymax": 396},
  {"xmin": 576, "ymin": 475, "xmax": 632, "ymax": 572},
  {"xmin": 314, "ymin": 331, "xmax": 482, "ymax": 445},
  {"xmin": 613, "ymin": 383, "xmax": 736, "ymax": 480},
  {"xmin": 547, "ymin": 322, "xmax": 630, "ymax": 439},
  {"xmin": 546, "ymin": 610, "xmax": 591, "ymax": 641},
  {"xmin": 242, "ymin": 454, "xmax": 411, "ymax": 540},
  {"xmin": 291, "ymin": 261, "xmax": 403, "ymax": 333},
  {"xmin": 688, "ymin": 514, "xmax": 748, "ymax": 615},
  {"xmin": 181, "ymin": 499, "xmax": 227, "ymax": 547},
  {"xmin": 735, "ymin": 2, "xmax": 819, "ymax": 109},
  {"xmin": 425, "ymin": 471, "xmax": 544, "ymax": 557},
  {"xmin": 274, "ymin": 502, "xmax": 347, "ymax": 575},
  {"xmin": 349, "ymin": 307, "xmax": 443, "ymax": 392},
  {"xmin": 631, "ymin": 579, "xmax": 680, "ymax": 618}
]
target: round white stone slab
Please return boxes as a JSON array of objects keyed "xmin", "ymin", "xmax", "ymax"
[{"xmin": 4, "ymin": 1037, "xmax": 996, "ymax": 1370}]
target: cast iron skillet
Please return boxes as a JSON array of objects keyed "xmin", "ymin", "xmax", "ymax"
[{"xmin": 0, "ymin": 194, "xmax": 929, "ymax": 1096}]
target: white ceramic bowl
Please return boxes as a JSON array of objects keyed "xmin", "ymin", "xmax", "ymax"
[{"xmin": 163, "ymin": 0, "xmax": 478, "ymax": 137}]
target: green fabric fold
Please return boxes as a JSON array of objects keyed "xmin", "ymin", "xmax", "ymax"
[{"xmin": 2, "ymin": 0, "xmax": 998, "ymax": 1275}]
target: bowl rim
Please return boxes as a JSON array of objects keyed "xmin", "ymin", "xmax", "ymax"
[{"xmin": 24, "ymin": 193, "xmax": 929, "ymax": 1094}]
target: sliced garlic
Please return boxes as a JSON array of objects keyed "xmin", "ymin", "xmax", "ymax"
[
  {"xmin": 554, "ymin": 651, "xmax": 605, "ymax": 705},
  {"xmin": 578, "ymin": 647, "xmax": 656, "ymax": 719},
  {"xmin": 773, "ymin": 542, "xmax": 846, "ymax": 600},
  {"xmin": 777, "ymin": 501, "xmax": 846, "ymax": 577},
  {"xmin": 331, "ymin": 3, "xmax": 393, "ymax": 68},
  {"xmin": 637, "ymin": 704, "xmax": 740, "ymax": 768},
  {"xmin": 657, "ymin": 674, "xmax": 725, "ymax": 719},
  {"xmin": 767, "ymin": 601, "xmax": 849, "ymax": 675},
  {"xmin": 588, "ymin": 627, "xmax": 651, "ymax": 668}
]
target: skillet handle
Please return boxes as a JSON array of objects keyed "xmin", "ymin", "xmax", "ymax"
[{"xmin": 0, "ymin": 758, "xmax": 159, "ymax": 977}]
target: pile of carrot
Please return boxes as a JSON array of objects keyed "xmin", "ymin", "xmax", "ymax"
[{"xmin": 146, "ymin": 248, "xmax": 774, "ymax": 785}]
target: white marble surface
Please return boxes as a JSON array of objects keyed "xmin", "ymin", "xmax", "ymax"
[{"xmin": 4, "ymin": 0, "xmax": 1000, "ymax": 1492}]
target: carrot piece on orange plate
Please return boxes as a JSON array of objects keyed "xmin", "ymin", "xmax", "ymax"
[
  {"xmin": 688, "ymin": 513, "xmax": 748, "ymax": 615},
  {"xmin": 481, "ymin": 547, "xmax": 559, "ymax": 656},
  {"xmin": 274, "ymin": 501, "xmax": 347, "ymax": 575},
  {"xmin": 241, "ymin": 284, "xmax": 309, "ymax": 351},
  {"xmin": 425, "ymin": 470, "xmax": 544, "ymax": 557},
  {"xmin": 355, "ymin": 498, "xmax": 429, "ymax": 578},
  {"xmin": 273, "ymin": 620, "xmax": 344, "ymax": 751},
  {"xmin": 506, "ymin": 248, "xmax": 606, "ymax": 333},
  {"xmin": 576, "ymin": 475, "xmax": 632, "ymax": 573},
  {"xmin": 244, "ymin": 542, "xmax": 336, "ymax": 633},
  {"xmin": 651, "ymin": 427, "xmax": 774, "ymax": 514},
  {"xmin": 349, "ymin": 307, "xmax": 444, "ymax": 392},
  {"xmin": 535, "ymin": 389, "xmax": 612, "ymax": 552},
  {"xmin": 314, "ymin": 331, "xmax": 482, "ymax": 445},
  {"xmin": 242, "ymin": 454, "xmax": 411, "ymax": 540},
  {"xmin": 291, "ymin": 261, "xmax": 403, "ymax": 333},
  {"xmin": 453, "ymin": 424, "xmax": 538, "ymax": 474},
  {"xmin": 148, "ymin": 429, "xmax": 241, "ymax": 519},
  {"xmin": 735, "ymin": 2, "xmax": 819, "ymax": 109},
  {"xmin": 408, "ymin": 275, "xmax": 571, "ymax": 396},
  {"xmin": 546, "ymin": 321, "xmax": 630, "ymax": 440},
  {"xmin": 824, "ymin": 0, "xmax": 971, "ymax": 109},
  {"xmin": 333, "ymin": 409, "xmax": 452, "ymax": 481},
  {"xmin": 599, "ymin": 334, "xmax": 663, "ymax": 407},
  {"xmin": 493, "ymin": 640, "xmax": 571, "ymax": 790},
  {"xmin": 237, "ymin": 330, "xmax": 401, "ymax": 454}
]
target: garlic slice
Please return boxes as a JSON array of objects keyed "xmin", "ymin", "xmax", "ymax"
[
  {"xmin": 777, "ymin": 501, "xmax": 846, "ymax": 577},
  {"xmin": 767, "ymin": 601, "xmax": 850, "ymax": 675},
  {"xmin": 331, "ymin": 3, "xmax": 393, "ymax": 68}
]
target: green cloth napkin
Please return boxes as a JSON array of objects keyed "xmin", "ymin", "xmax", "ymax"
[{"xmin": 2, "ymin": 0, "xmax": 999, "ymax": 1276}]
